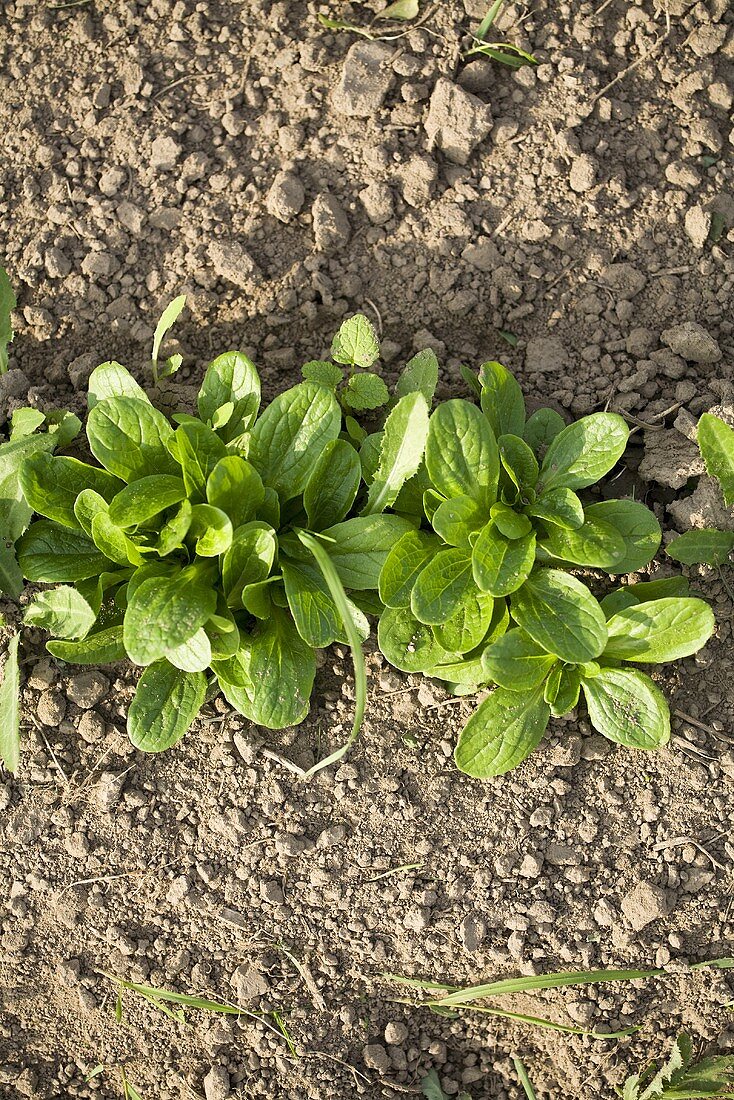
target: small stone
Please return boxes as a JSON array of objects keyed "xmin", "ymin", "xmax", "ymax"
[
  {"xmin": 363, "ymin": 1044, "xmax": 391, "ymax": 1073},
  {"xmin": 67, "ymin": 352, "xmax": 98, "ymax": 390},
  {"xmin": 67, "ymin": 671, "xmax": 109, "ymax": 709},
  {"xmin": 384, "ymin": 1021, "xmax": 408, "ymax": 1045},
  {"xmin": 549, "ymin": 736, "xmax": 582, "ymax": 767},
  {"xmin": 425, "ymin": 77, "xmax": 493, "ymax": 166},
  {"xmin": 569, "ymin": 154, "xmax": 598, "ymax": 192},
  {"xmin": 203, "ymin": 1065, "xmax": 231, "ymax": 1100},
  {"xmin": 316, "ymin": 825, "xmax": 346, "ymax": 848},
  {"xmin": 359, "ymin": 181, "xmax": 394, "ymax": 224},
  {"xmin": 44, "ymin": 248, "xmax": 71, "ymax": 279},
  {"xmin": 661, "ymin": 321, "xmax": 721, "ymax": 364},
  {"xmin": 96, "ymin": 772, "xmax": 124, "ymax": 813},
  {"xmin": 207, "ymin": 239, "xmax": 260, "ymax": 289},
  {"xmin": 37, "ymin": 691, "xmax": 66, "ymax": 726},
  {"xmin": 626, "ymin": 327, "xmax": 656, "ymax": 357},
  {"xmin": 266, "ymin": 170, "xmax": 305, "ymax": 223},
  {"xmin": 519, "ymin": 853, "xmax": 544, "ymax": 878},
  {"xmin": 81, "ymin": 252, "xmax": 115, "ymax": 278},
  {"xmin": 231, "ymin": 964, "xmax": 270, "ymax": 1001},
  {"xmin": 312, "ymin": 194, "xmax": 350, "ymax": 250},
  {"xmin": 461, "ymin": 237, "xmax": 502, "ymax": 272},
  {"xmin": 621, "ymin": 881, "xmax": 670, "ymax": 932},
  {"xmin": 78, "ymin": 711, "xmax": 106, "ymax": 744},
  {"xmin": 459, "ymin": 910, "xmax": 487, "ymax": 952},
  {"xmin": 400, "ymin": 154, "xmax": 437, "ymax": 207},
  {"xmin": 600, "ymin": 262, "xmax": 646, "ymax": 299},
  {"xmin": 333, "ymin": 40, "xmax": 395, "ymax": 117},
  {"xmin": 221, "ymin": 110, "xmax": 245, "ymax": 137},
  {"xmin": 150, "ymin": 135, "xmax": 182, "ymax": 171},
  {"xmin": 524, "ymin": 335, "xmax": 567, "ymax": 373},
  {"xmin": 98, "ymin": 167, "xmax": 127, "ymax": 196},
  {"xmin": 684, "ymin": 205, "xmax": 712, "ymax": 249}
]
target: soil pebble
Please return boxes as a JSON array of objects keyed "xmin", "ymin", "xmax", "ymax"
[
  {"xmin": 425, "ymin": 78, "xmax": 493, "ymax": 165},
  {"xmin": 661, "ymin": 322, "xmax": 722, "ymax": 364}
]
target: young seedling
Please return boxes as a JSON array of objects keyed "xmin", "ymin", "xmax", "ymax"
[
  {"xmin": 318, "ymin": 0, "xmax": 420, "ymax": 39},
  {"xmin": 464, "ymin": 0, "xmax": 538, "ymax": 69},
  {"xmin": 513, "ymin": 1057, "xmax": 537, "ymax": 1100},
  {"xmin": 620, "ymin": 1033, "xmax": 734, "ymax": 1100},
  {"xmin": 667, "ymin": 412, "xmax": 734, "ymax": 569},
  {"xmin": 420, "ymin": 1069, "xmax": 471, "ymax": 1100},
  {"xmin": 0, "ymin": 263, "xmax": 15, "ymax": 374}
]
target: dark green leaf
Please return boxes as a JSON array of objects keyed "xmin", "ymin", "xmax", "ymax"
[
  {"xmin": 20, "ymin": 452, "xmax": 124, "ymax": 530},
  {"xmin": 47, "ymin": 625, "xmax": 127, "ymax": 665},
  {"xmin": 123, "ymin": 565, "xmax": 217, "ymax": 666},
  {"xmin": 482, "ymin": 628, "xmax": 557, "ymax": 691},
  {"xmin": 498, "ymin": 434, "xmax": 538, "ymax": 492},
  {"xmin": 322, "ymin": 515, "xmax": 414, "ymax": 590},
  {"xmin": 362, "ymin": 392, "xmax": 429, "ymax": 516},
  {"xmin": 301, "ymin": 360, "xmax": 344, "ymax": 389},
  {"xmin": 395, "ymin": 349, "xmax": 439, "ymax": 405},
  {"xmin": 490, "ymin": 501, "xmax": 533, "ymax": 539},
  {"xmin": 433, "ymin": 588, "xmax": 494, "ymax": 654},
  {"xmin": 18, "ymin": 520, "xmax": 112, "ymax": 582},
  {"xmin": 527, "ymin": 487, "xmax": 584, "ymax": 530},
  {"xmin": 480, "ymin": 362, "xmax": 525, "ymax": 438},
  {"xmin": 538, "ymin": 413, "xmax": 628, "ymax": 492},
  {"xmin": 379, "ymin": 529, "xmax": 441, "ymax": 608},
  {"xmin": 282, "ymin": 558, "xmax": 368, "ymax": 648},
  {"xmin": 188, "ymin": 504, "xmax": 233, "ymax": 557},
  {"xmin": 173, "ymin": 420, "xmax": 227, "ymax": 502},
  {"xmin": 473, "ymin": 524, "xmax": 536, "ymax": 597},
  {"xmin": 510, "ymin": 569, "xmax": 607, "ymax": 663},
  {"xmin": 666, "ymin": 529, "xmax": 734, "ymax": 567},
  {"xmin": 583, "ymin": 499, "xmax": 661, "ymax": 573},
  {"xmin": 552, "ymin": 666, "xmax": 581, "ymax": 717},
  {"xmin": 432, "ymin": 494, "xmax": 485, "ymax": 549},
  {"xmin": 697, "ymin": 413, "xmax": 734, "ymax": 506},
  {"xmin": 304, "ymin": 439, "xmax": 362, "ymax": 530},
  {"xmin": 87, "ymin": 361, "xmax": 150, "ymax": 409},
  {"xmin": 343, "ymin": 372, "xmax": 390, "ymax": 412},
  {"xmin": 410, "ymin": 548, "xmax": 474, "ymax": 625},
  {"xmin": 0, "ymin": 634, "xmax": 20, "ymax": 773},
  {"xmin": 206, "ymin": 456, "xmax": 264, "ymax": 529},
  {"xmin": 378, "ymin": 604, "xmax": 451, "ymax": 673},
  {"xmin": 87, "ymin": 397, "xmax": 178, "ymax": 482},
  {"xmin": 455, "ymin": 685, "xmax": 551, "ymax": 777},
  {"xmin": 426, "ymin": 399, "xmax": 499, "ymax": 505},
  {"xmin": 539, "ymin": 516, "xmax": 625, "ymax": 570},
  {"xmin": 128, "ymin": 661, "xmax": 206, "ymax": 752},
  {"xmin": 158, "ymin": 499, "xmax": 193, "ymax": 555},
  {"xmin": 604, "ymin": 597, "xmax": 715, "ymax": 663},
  {"xmin": 0, "ymin": 266, "xmax": 16, "ymax": 374},
  {"xmin": 91, "ymin": 511, "xmax": 146, "ymax": 567},
  {"xmin": 250, "ymin": 381, "xmax": 341, "ymax": 502},
  {"xmin": 108, "ymin": 475, "xmax": 186, "ymax": 528}
]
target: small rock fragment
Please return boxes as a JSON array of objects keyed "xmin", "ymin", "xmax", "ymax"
[
  {"xmin": 312, "ymin": 194, "xmax": 350, "ymax": 250},
  {"xmin": 384, "ymin": 1021, "xmax": 408, "ymax": 1045},
  {"xmin": 44, "ymin": 248, "xmax": 71, "ymax": 279},
  {"xmin": 459, "ymin": 910, "xmax": 487, "ymax": 952},
  {"xmin": 600, "ymin": 262, "xmax": 646, "ymax": 299},
  {"xmin": 359, "ymin": 182, "xmax": 394, "ymax": 225},
  {"xmin": 638, "ymin": 427, "xmax": 703, "ymax": 489},
  {"xmin": 524, "ymin": 335, "xmax": 567, "ymax": 373},
  {"xmin": 363, "ymin": 1044, "xmax": 391, "ymax": 1073},
  {"xmin": 684, "ymin": 204, "xmax": 712, "ymax": 249},
  {"xmin": 67, "ymin": 671, "xmax": 109, "ymax": 709},
  {"xmin": 569, "ymin": 154, "xmax": 598, "ymax": 192},
  {"xmin": 266, "ymin": 170, "xmax": 305, "ymax": 223},
  {"xmin": 333, "ymin": 40, "xmax": 395, "ymax": 117},
  {"xmin": 231, "ymin": 963, "xmax": 270, "ymax": 1001},
  {"xmin": 620, "ymin": 881, "xmax": 670, "ymax": 932},
  {"xmin": 150, "ymin": 135, "xmax": 182, "ymax": 171},
  {"xmin": 425, "ymin": 77, "xmax": 493, "ymax": 165},
  {"xmin": 203, "ymin": 1065, "xmax": 231, "ymax": 1100},
  {"xmin": 207, "ymin": 240, "xmax": 261, "ymax": 289},
  {"xmin": 661, "ymin": 321, "xmax": 721, "ymax": 364}
]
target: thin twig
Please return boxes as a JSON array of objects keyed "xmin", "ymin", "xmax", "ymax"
[{"xmin": 590, "ymin": 33, "xmax": 669, "ymax": 105}]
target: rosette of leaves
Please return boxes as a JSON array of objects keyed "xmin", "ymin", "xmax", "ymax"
[
  {"xmin": 455, "ymin": 576, "xmax": 714, "ymax": 776},
  {"xmin": 14, "ymin": 315, "xmax": 428, "ymax": 767},
  {"xmin": 376, "ymin": 363, "xmax": 661, "ymax": 686}
]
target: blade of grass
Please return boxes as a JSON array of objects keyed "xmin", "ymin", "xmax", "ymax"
[
  {"xmin": 429, "ymin": 967, "xmax": 663, "ymax": 1006},
  {"xmin": 0, "ymin": 634, "xmax": 20, "ymax": 774},
  {"xmin": 428, "ymin": 1001, "xmax": 637, "ymax": 1038},
  {"xmin": 475, "ymin": 0, "xmax": 503, "ymax": 40},
  {"xmin": 513, "ymin": 1057, "xmax": 537, "ymax": 1100},
  {"xmin": 298, "ymin": 530, "xmax": 367, "ymax": 777}
]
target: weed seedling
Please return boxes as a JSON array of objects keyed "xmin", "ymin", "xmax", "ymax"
[{"xmin": 464, "ymin": 0, "xmax": 538, "ymax": 69}]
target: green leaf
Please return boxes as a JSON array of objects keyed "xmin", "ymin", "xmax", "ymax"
[
  {"xmin": 552, "ymin": 666, "xmax": 581, "ymax": 717},
  {"xmin": 330, "ymin": 314, "xmax": 380, "ymax": 368},
  {"xmin": 304, "ymin": 439, "xmax": 362, "ymax": 531},
  {"xmin": 198, "ymin": 351, "xmax": 261, "ymax": 441},
  {"xmin": 0, "ymin": 266, "xmax": 16, "ymax": 374},
  {"xmin": 24, "ymin": 587, "xmax": 96, "ymax": 639},
  {"xmin": 108, "ymin": 475, "xmax": 186, "ymax": 528},
  {"xmin": 480, "ymin": 362, "xmax": 525, "ymax": 439},
  {"xmin": 581, "ymin": 667, "xmax": 670, "ymax": 750},
  {"xmin": 362, "ymin": 392, "xmax": 429, "ymax": 516},
  {"xmin": 410, "ymin": 548, "xmax": 474, "ymax": 625},
  {"xmin": 343, "ymin": 372, "xmax": 390, "ymax": 412},
  {"xmin": 206, "ymin": 456, "xmax": 264, "ymax": 528},
  {"xmin": 379, "ymin": 529, "xmax": 441, "ymax": 608},
  {"xmin": 87, "ymin": 397, "xmax": 178, "ymax": 482},
  {"xmin": 0, "ymin": 542, "xmax": 23, "ymax": 600},
  {"xmin": 18, "ymin": 520, "xmax": 112, "ymax": 582},
  {"xmin": 432, "ymin": 494, "xmax": 485, "ymax": 549},
  {"xmin": 123, "ymin": 565, "xmax": 218, "ymax": 666},
  {"xmin": 250, "ymin": 381, "xmax": 341, "ymax": 502},
  {"xmin": 583, "ymin": 499, "xmax": 661, "ymax": 573},
  {"xmin": 527, "ymin": 487, "xmax": 584, "ymax": 530},
  {"xmin": 222, "ymin": 523, "xmax": 277, "ymax": 609},
  {"xmin": 420, "ymin": 1070, "xmax": 448, "ymax": 1100},
  {"xmin": 0, "ymin": 634, "xmax": 20, "ymax": 773},
  {"xmin": 539, "ymin": 516, "xmax": 625, "ymax": 570},
  {"xmin": 666, "ymin": 529, "xmax": 734, "ymax": 567},
  {"xmin": 490, "ymin": 501, "xmax": 533, "ymax": 539},
  {"xmin": 455, "ymin": 684, "xmax": 551, "ymax": 778},
  {"xmin": 91, "ymin": 511, "xmax": 145, "ymax": 567},
  {"xmin": 321, "ymin": 515, "xmax": 414, "ymax": 590},
  {"xmin": 9, "ymin": 408, "xmax": 46, "ymax": 438},
  {"xmin": 173, "ymin": 419, "xmax": 228, "ymax": 502},
  {"xmin": 538, "ymin": 412, "xmax": 628, "ymax": 492},
  {"xmin": 301, "ymin": 360, "xmax": 344, "ymax": 389},
  {"xmin": 378, "ymin": 605, "xmax": 450, "ymax": 673},
  {"xmin": 482, "ymin": 629, "xmax": 557, "ymax": 691},
  {"xmin": 73, "ymin": 489, "xmax": 109, "ymax": 538},
  {"xmin": 188, "ymin": 503, "xmax": 233, "ymax": 557},
  {"xmin": 217, "ymin": 609, "xmax": 316, "ymax": 729},
  {"xmin": 87, "ymin": 361, "xmax": 150, "ymax": 409},
  {"xmin": 395, "ymin": 349, "xmax": 439, "ymax": 405},
  {"xmin": 510, "ymin": 569, "xmax": 607, "ymax": 663},
  {"xmin": 433, "ymin": 588, "xmax": 495, "ymax": 654},
  {"xmin": 473, "ymin": 524, "xmax": 536, "ymax": 597},
  {"xmin": 380, "ymin": 0, "xmax": 419, "ymax": 19},
  {"xmin": 317, "ymin": 13, "xmax": 373, "ymax": 35},
  {"xmin": 20, "ymin": 452, "xmax": 124, "ymax": 530},
  {"xmin": 47, "ymin": 625, "xmax": 127, "ymax": 665},
  {"xmin": 626, "ymin": 576, "xmax": 690, "ymax": 601},
  {"xmin": 460, "ymin": 364, "xmax": 482, "ymax": 399},
  {"xmin": 698, "ymin": 413, "xmax": 734, "ymax": 506},
  {"xmin": 165, "ymin": 628, "xmax": 212, "ymax": 674},
  {"xmin": 128, "ymin": 660, "xmax": 206, "ymax": 752},
  {"xmin": 283, "ymin": 557, "xmax": 368, "ymax": 649},
  {"xmin": 604, "ymin": 597, "xmax": 715, "ymax": 663},
  {"xmin": 157, "ymin": 499, "xmax": 193, "ymax": 556},
  {"xmin": 426, "ymin": 399, "xmax": 499, "ymax": 504},
  {"xmin": 498, "ymin": 434, "xmax": 538, "ymax": 492},
  {"xmin": 152, "ymin": 294, "xmax": 186, "ymax": 365}
]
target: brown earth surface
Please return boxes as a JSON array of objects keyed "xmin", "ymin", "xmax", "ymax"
[{"xmin": 1, "ymin": 1, "xmax": 733, "ymax": 1098}]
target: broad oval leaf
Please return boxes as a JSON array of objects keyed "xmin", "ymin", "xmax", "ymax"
[
  {"xmin": 282, "ymin": 558, "xmax": 369, "ymax": 648},
  {"xmin": 304, "ymin": 438, "xmax": 362, "ymax": 531},
  {"xmin": 472, "ymin": 524, "xmax": 536, "ymax": 597},
  {"xmin": 47, "ymin": 625, "xmax": 127, "ymax": 665},
  {"xmin": 206, "ymin": 456, "xmax": 264, "ymax": 528},
  {"xmin": 432, "ymin": 494, "xmax": 485, "ymax": 549},
  {"xmin": 217, "ymin": 609, "xmax": 316, "ymax": 729},
  {"xmin": 395, "ymin": 349, "xmax": 439, "ymax": 404},
  {"xmin": 604, "ymin": 597, "xmax": 715, "ymax": 663},
  {"xmin": 538, "ymin": 412, "xmax": 628, "ymax": 492},
  {"xmin": 433, "ymin": 588, "xmax": 494, "ymax": 654},
  {"xmin": 108, "ymin": 475, "xmax": 186, "ymax": 528},
  {"xmin": 379, "ymin": 529, "xmax": 440, "ymax": 608},
  {"xmin": 343, "ymin": 372, "xmax": 389, "ymax": 412},
  {"xmin": 479, "ymin": 362, "xmax": 526, "ymax": 439},
  {"xmin": 174, "ymin": 420, "xmax": 227, "ymax": 502},
  {"xmin": 87, "ymin": 361, "xmax": 150, "ymax": 409},
  {"xmin": 158, "ymin": 499, "xmax": 193, "ymax": 556},
  {"xmin": 362, "ymin": 392, "xmax": 429, "ymax": 516},
  {"xmin": 697, "ymin": 412, "xmax": 734, "ymax": 507},
  {"xmin": 249, "ymin": 381, "xmax": 341, "ymax": 502},
  {"xmin": 198, "ymin": 351, "xmax": 261, "ymax": 441},
  {"xmin": 410, "ymin": 548, "xmax": 474, "ymax": 626},
  {"xmin": 538, "ymin": 516, "xmax": 625, "ymax": 570},
  {"xmin": 510, "ymin": 569, "xmax": 607, "ymax": 663},
  {"xmin": 24, "ymin": 587, "xmax": 96, "ymax": 640},
  {"xmin": 426, "ymin": 399, "xmax": 499, "ymax": 504},
  {"xmin": 87, "ymin": 397, "xmax": 178, "ymax": 482},
  {"xmin": 321, "ymin": 515, "xmax": 414, "ymax": 590},
  {"xmin": 666, "ymin": 528, "xmax": 734, "ymax": 567},
  {"xmin": 523, "ymin": 407, "xmax": 566, "ymax": 458},
  {"xmin": 20, "ymin": 453, "xmax": 124, "ymax": 529},
  {"xmin": 18, "ymin": 520, "xmax": 112, "ymax": 582},
  {"xmin": 91, "ymin": 512, "xmax": 145, "ymax": 567},
  {"xmin": 188, "ymin": 504, "xmax": 233, "ymax": 557},
  {"xmin": 454, "ymin": 684, "xmax": 551, "ymax": 778},
  {"xmin": 528, "ymin": 488, "xmax": 584, "ymax": 531},
  {"xmin": 581, "ymin": 667, "xmax": 670, "ymax": 750},
  {"xmin": 222, "ymin": 523, "xmax": 276, "ymax": 609},
  {"xmin": 583, "ymin": 499, "xmax": 661, "ymax": 573},
  {"xmin": 552, "ymin": 665, "xmax": 581, "ymax": 717},
  {"xmin": 123, "ymin": 566, "xmax": 217, "ymax": 666},
  {"xmin": 481, "ymin": 628, "xmax": 557, "ymax": 691},
  {"xmin": 498, "ymin": 434, "xmax": 538, "ymax": 492},
  {"xmin": 490, "ymin": 501, "xmax": 532, "ymax": 540},
  {"xmin": 330, "ymin": 313, "xmax": 380, "ymax": 368},
  {"xmin": 165, "ymin": 628, "xmax": 212, "ymax": 673},
  {"xmin": 128, "ymin": 661, "xmax": 207, "ymax": 752},
  {"xmin": 378, "ymin": 605, "xmax": 451, "ymax": 673}
]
